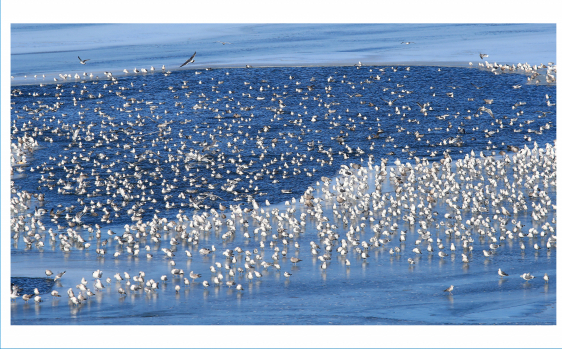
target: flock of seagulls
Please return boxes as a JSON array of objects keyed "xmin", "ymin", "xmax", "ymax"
[
  {"xmin": 9, "ymin": 53, "xmax": 556, "ymax": 319},
  {"xmin": 472, "ymin": 60, "xmax": 556, "ymax": 85},
  {"xmin": 11, "ymin": 140, "xmax": 556, "ymax": 305}
]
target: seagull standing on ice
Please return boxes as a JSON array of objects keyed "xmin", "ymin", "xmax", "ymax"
[
  {"xmin": 498, "ymin": 269, "xmax": 508, "ymax": 278},
  {"xmin": 444, "ymin": 285, "xmax": 454, "ymax": 295},
  {"xmin": 54, "ymin": 271, "xmax": 66, "ymax": 282}
]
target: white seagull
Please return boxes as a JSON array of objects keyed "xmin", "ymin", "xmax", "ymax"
[{"xmin": 498, "ymin": 269, "xmax": 508, "ymax": 278}]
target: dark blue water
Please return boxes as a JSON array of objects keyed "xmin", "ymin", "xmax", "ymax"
[{"xmin": 10, "ymin": 66, "xmax": 556, "ymax": 226}]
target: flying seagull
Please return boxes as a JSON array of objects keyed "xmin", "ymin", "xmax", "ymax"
[
  {"xmin": 479, "ymin": 53, "xmax": 488, "ymax": 59},
  {"xmin": 215, "ymin": 41, "xmax": 231, "ymax": 45},
  {"xmin": 401, "ymin": 42, "xmax": 415, "ymax": 44},
  {"xmin": 180, "ymin": 52, "xmax": 197, "ymax": 67},
  {"xmin": 78, "ymin": 56, "xmax": 90, "ymax": 65},
  {"xmin": 478, "ymin": 106, "xmax": 494, "ymax": 118}
]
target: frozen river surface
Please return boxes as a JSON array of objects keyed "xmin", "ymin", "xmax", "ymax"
[{"xmin": 8, "ymin": 24, "xmax": 556, "ymax": 327}]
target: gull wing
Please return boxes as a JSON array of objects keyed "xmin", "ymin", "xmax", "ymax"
[{"xmin": 180, "ymin": 51, "xmax": 197, "ymax": 67}]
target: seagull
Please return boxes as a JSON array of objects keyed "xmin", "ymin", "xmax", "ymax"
[
  {"xmin": 498, "ymin": 269, "xmax": 509, "ymax": 277},
  {"xmin": 401, "ymin": 42, "xmax": 415, "ymax": 44},
  {"xmin": 54, "ymin": 271, "xmax": 66, "ymax": 281},
  {"xmin": 70, "ymin": 296, "xmax": 81, "ymax": 306},
  {"xmin": 78, "ymin": 56, "xmax": 90, "ymax": 65},
  {"xmin": 478, "ymin": 106, "xmax": 494, "ymax": 118},
  {"xmin": 520, "ymin": 273, "xmax": 535, "ymax": 281},
  {"xmin": 94, "ymin": 279, "xmax": 105, "ymax": 290},
  {"xmin": 51, "ymin": 290, "xmax": 61, "ymax": 297},
  {"xmin": 381, "ymin": 98, "xmax": 397, "ymax": 106},
  {"xmin": 290, "ymin": 257, "xmax": 302, "ymax": 265},
  {"xmin": 471, "ymin": 83, "xmax": 485, "ymax": 89},
  {"xmin": 479, "ymin": 53, "xmax": 488, "ymax": 59},
  {"xmin": 215, "ymin": 41, "xmax": 231, "ymax": 45},
  {"xmin": 544, "ymin": 273, "xmax": 549, "ymax": 282},
  {"xmin": 180, "ymin": 52, "xmax": 197, "ymax": 67},
  {"xmin": 189, "ymin": 271, "xmax": 202, "ymax": 282},
  {"xmin": 444, "ymin": 285, "xmax": 454, "ymax": 295},
  {"xmin": 45, "ymin": 270, "xmax": 53, "ymax": 277},
  {"xmin": 10, "ymin": 290, "xmax": 19, "ymax": 302},
  {"xmin": 284, "ymin": 272, "xmax": 292, "ymax": 278}
]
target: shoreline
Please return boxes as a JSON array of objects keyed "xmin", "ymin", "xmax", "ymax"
[{"xmin": 10, "ymin": 60, "xmax": 556, "ymax": 87}]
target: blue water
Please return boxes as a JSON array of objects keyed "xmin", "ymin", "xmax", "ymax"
[{"xmin": 8, "ymin": 24, "xmax": 556, "ymax": 330}]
